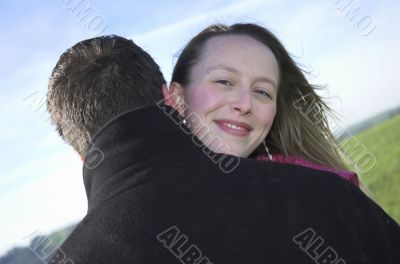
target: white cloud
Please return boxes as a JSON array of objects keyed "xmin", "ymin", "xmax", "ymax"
[{"xmin": 132, "ymin": 0, "xmax": 268, "ymax": 43}]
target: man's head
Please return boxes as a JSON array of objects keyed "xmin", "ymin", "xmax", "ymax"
[{"xmin": 47, "ymin": 35, "xmax": 166, "ymax": 156}]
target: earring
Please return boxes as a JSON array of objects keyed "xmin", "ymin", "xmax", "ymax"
[
  {"xmin": 263, "ymin": 140, "xmax": 273, "ymax": 161},
  {"xmin": 182, "ymin": 117, "xmax": 190, "ymax": 129}
]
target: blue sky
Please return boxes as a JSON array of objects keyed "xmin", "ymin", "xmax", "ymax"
[{"xmin": 0, "ymin": 0, "xmax": 399, "ymax": 256}]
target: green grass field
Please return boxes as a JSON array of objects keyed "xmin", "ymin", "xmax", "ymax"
[{"xmin": 341, "ymin": 114, "xmax": 400, "ymax": 223}]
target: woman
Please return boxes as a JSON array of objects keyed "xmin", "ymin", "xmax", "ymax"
[{"xmin": 162, "ymin": 23, "xmax": 359, "ymax": 186}]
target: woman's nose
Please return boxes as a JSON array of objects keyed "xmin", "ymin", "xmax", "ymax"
[{"xmin": 230, "ymin": 88, "xmax": 252, "ymax": 115}]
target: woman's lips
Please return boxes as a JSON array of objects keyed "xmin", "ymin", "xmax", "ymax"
[{"xmin": 214, "ymin": 119, "xmax": 252, "ymax": 137}]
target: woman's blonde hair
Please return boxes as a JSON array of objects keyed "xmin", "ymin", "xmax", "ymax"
[{"xmin": 171, "ymin": 23, "xmax": 348, "ymax": 171}]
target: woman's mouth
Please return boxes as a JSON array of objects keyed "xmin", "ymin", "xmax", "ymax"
[{"xmin": 214, "ymin": 119, "xmax": 252, "ymax": 137}]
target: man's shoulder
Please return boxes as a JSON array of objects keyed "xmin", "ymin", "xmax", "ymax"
[{"xmin": 46, "ymin": 212, "xmax": 130, "ymax": 264}]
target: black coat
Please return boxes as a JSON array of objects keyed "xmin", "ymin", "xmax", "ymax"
[{"xmin": 48, "ymin": 105, "xmax": 399, "ymax": 264}]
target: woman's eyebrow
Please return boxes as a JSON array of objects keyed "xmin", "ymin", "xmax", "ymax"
[
  {"xmin": 206, "ymin": 64, "xmax": 277, "ymax": 88},
  {"xmin": 254, "ymin": 77, "xmax": 277, "ymax": 88},
  {"xmin": 206, "ymin": 64, "xmax": 239, "ymax": 74}
]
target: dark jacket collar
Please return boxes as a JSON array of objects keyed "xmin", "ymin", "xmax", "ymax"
[{"xmin": 82, "ymin": 104, "xmax": 224, "ymax": 211}]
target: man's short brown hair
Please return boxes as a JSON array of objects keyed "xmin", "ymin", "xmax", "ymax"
[{"xmin": 47, "ymin": 35, "xmax": 165, "ymax": 156}]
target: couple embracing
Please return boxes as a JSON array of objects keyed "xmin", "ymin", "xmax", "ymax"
[{"xmin": 46, "ymin": 23, "xmax": 399, "ymax": 264}]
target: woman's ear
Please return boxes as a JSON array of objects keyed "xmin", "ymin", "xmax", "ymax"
[{"xmin": 162, "ymin": 82, "xmax": 185, "ymax": 116}]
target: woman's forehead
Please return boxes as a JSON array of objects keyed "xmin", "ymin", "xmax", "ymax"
[{"xmin": 194, "ymin": 35, "xmax": 279, "ymax": 82}]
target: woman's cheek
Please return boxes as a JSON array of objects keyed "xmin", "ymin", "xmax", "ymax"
[
  {"xmin": 257, "ymin": 103, "xmax": 277, "ymax": 125},
  {"xmin": 188, "ymin": 86, "xmax": 225, "ymax": 111}
]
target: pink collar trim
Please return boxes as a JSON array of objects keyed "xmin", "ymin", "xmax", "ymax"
[{"xmin": 255, "ymin": 153, "xmax": 359, "ymax": 187}]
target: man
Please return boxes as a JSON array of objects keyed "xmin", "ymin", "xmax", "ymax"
[
  {"xmin": 47, "ymin": 36, "xmax": 399, "ymax": 264},
  {"xmin": 46, "ymin": 34, "xmax": 166, "ymax": 263}
]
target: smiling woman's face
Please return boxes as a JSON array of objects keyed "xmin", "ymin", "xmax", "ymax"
[{"xmin": 172, "ymin": 34, "xmax": 279, "ymax": 157}]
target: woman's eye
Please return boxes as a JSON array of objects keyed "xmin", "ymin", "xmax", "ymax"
[
  {"xmin": 255, "ymin": 89, "xmax": 272, "ymax": 99},
  {"xmin": 215, "ymin": 80, "xmax": 232, "ymax": 86}
]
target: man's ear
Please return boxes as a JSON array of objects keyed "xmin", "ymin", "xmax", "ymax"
[{"xmin": 162, "ymin": 82, "xmax": 185, "ymax": 116}]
